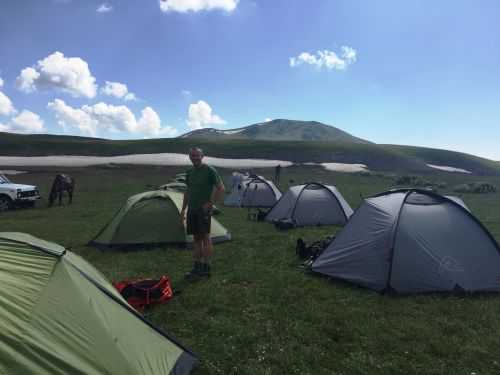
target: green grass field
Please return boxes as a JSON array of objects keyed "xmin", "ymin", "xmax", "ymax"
[{"xmin": 2, "ymin": 165, "xmax": 500, "ymax": 375}]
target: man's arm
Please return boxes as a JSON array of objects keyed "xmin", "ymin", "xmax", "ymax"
[
  {"xmin": 204, "ymin": 181, "xmax": 224, "ymax": 210},
  {"xmin": 210, "ymin": 182, "xmax": 225, "ymax": 205}
]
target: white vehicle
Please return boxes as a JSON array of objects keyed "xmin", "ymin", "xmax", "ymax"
[{"xmin": 0, "ymin": 174, "xmax": 41, "ymax": 212}]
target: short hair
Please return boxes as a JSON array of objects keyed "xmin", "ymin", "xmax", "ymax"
[{"xmin": 189, "ymin": 147, "xmax": 204, "ymax": 156}]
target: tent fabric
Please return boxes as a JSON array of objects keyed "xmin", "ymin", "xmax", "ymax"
[
  {"xmin": 0, "ymin": 232, "xmax": 198, "ymax": 375},
  {"xmin": 265, "ymin": 183, "xmax": 353, "ymax": 226},
  {"xmin": 239, "ymin": 177, "xmax": 282, "ymax": 208},
  {"xmin": 160, "ymin": 182, "xmax": 188, "ymax": 193},
  {"xmin": 443, "ymin": 195, "xmax": 469, "ymax": 211},
  {"xmin": 89, "ymin": 190, "xmax": 231, "ymax": 248},
  {"xmin": 312, "ymin": 189, "xmax": 500, "ymax": 294}
]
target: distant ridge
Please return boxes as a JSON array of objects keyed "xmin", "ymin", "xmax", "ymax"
[
  {"xmin": 1, "ymin": 129, "xmax": 499, "ymax": 175},
  {"xmin": 179, "ymin": 119, "xmax": 371, "ymax": 144}
]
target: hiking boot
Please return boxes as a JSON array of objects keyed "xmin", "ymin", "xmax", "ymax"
[
  {"xmin": 198, "ymin": 263, "xmax": 211, "ymax": 278},
  {"xmin": 184, "ymin": 261, "xmax": 202, "ymax": 281}
]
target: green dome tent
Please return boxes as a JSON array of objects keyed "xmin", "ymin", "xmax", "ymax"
[
  {"xmin": 89, "ymin": 190, "xmax": 231, "ymax": 248},
  {"xmin": 0, "ymin": 232, "xmax": 198, "ymax": 374}
]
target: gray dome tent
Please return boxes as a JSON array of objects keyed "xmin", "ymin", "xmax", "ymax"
[
  {"xmin": 265, "ymin": 183, "xmax": 353, "ymax": 226},
  {"xmin": 312, "ymin": 188, "xmax": 500, "ymax": 294},
  {"xmin": 240, "ymin": 176, "xmax": 282, "ymax": 208}
]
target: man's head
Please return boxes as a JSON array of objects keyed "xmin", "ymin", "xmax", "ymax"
[{"xmin": 189, "ymin": 147, "xmax": 204, "ymax": 168}]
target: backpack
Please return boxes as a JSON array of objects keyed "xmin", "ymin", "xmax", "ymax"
[
  {"xmin": 296, "ymin": 235, "xmax": 335, "ymax": 261},
  {"xmin": 257, "ymin": 209, "xmax": 269, "ymax": 222}
]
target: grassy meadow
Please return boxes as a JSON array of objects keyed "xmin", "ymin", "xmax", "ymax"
[{"xmin": 1, "ymin": 164, "xmax": 500, "ymax": 375}]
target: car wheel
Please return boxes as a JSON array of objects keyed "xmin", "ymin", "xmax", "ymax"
[{"xmin": 0, "ymin": 196, "xmax": 13, "ymax": 212}]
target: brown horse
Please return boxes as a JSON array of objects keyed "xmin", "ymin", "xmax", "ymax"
[{"xmin": 48, "ymin": 174, "xmax": 75, "ymax": 207}]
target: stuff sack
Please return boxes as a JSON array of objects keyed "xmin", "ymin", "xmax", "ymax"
[{"xmin": 113, "ymin": 275, "xmax": 173, "ymax": 311}]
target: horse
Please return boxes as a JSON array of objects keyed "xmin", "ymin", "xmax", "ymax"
[{"xmin": 48, "ymin": 174, "xmax": 75, "ymax": 207}]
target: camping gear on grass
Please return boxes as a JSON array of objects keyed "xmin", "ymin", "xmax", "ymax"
[
  {"xmin": 113, "ymin": 275, "xmax": 173, "ymax": 311},
  {"xmin": 266, "ymin": 182, "xmax": 353, "ymax": 226},
  {"xmin": 89, "ymin": 190, "xmax": 231, "ymax": 248},
  {"xmin": 296, "ymin": 235, "xmax": 335, "ymax": 260},
  {"xmin": 312, "ymin": 188, "xmax": 500, "ymax": 294},
  {"xmin": 0, "ymin": 232, "xmax": 197, "ymax": 374}
]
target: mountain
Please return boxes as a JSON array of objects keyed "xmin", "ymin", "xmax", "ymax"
[{"xmin": 180, "ymin": 119, "xmax": 371, "ymax": 144}]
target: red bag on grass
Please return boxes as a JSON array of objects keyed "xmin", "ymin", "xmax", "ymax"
[{"xmin": 113, "ymin": 276, "xmax": 173, "ymax": 311}]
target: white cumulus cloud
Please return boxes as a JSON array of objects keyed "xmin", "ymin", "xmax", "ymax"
[
  {"xmin": 16, "ymin": 68, "xmax": 40, "ymax": 93},
  {"xmin": 341, "ymin": 46, "xmax": 357, "ymax": 64},
  {"xmin": 264, "ymin": 118, "xmax": 272, "ymax": 122},
  {"xmin": 1, "ymin": 110, "xmax": 46, "ymax": 133},
  {"xmin": 48, "ymin": 99, "xmax": 177, "ymax": 138},
  {"xmin": 159, "ymin": 0, "xmax": 238, "ymax": 13},
  {"xmin": 0, "ymin": 77, "xmax": 4, "ymax": 87},
  {"xmin": 290, "ymin": 46, "xmax": 357, "ymax": 71},
  {"xmin": 0, "ymin": 91, "xmax": 17, "ymax": 116},
  {"xmin": 16, "ymin": 51, "xmax": 97, "ymax": 98},
  {"xmin": 100, "ymin": 81, "xmax": 136, "ymax": 101},
  {"xmin": 47, "ymin": 99, "xmax": 97, "ymax": 136},
  {"xmin": 97, "ymin": 3, "xmax": 113, "ymax": 12},
  {"xmin": 187, "ymin": 100, "xmax": 226, "ymax": 130}
]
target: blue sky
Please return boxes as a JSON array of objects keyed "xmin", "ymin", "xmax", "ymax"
[{"xmin": 0, "ymin": 0, "xmax": 499, "ymax": 160}]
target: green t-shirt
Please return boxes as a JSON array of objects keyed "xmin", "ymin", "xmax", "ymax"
[{"xmin": 186, "ymin": 164, "xmax": 222, "ymax": 209}]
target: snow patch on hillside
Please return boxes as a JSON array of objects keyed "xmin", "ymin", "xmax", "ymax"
[
  {"xmin": 427, "ymin": 164, "xmax": 471, "ymax": 174},
  {"xmin": 221, "ymin": 128, "xmax": 245, "ymax": 134},
  {"xmin": 0, "ymin": 154, "xmax": 374, "ymax": 173},
  {"xmin": 0, "ymin": 170, "xmax": 27, "ymax": 175},
  {"xmin": 0, "ymin": 154, "xmax": 293, "ymax": 169},
  {"xmin": 321, "ymin": 163, "xmax": 369, "ymax": 173}
]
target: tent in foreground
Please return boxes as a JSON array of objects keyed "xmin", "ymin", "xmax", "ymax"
[
  {"xmin": 265, "ymin": 183, "xmax": 353, "ymax": 226},
  {"xmin": 240, "ymin": 176, "xmax": 282, "ymax": 208},
  {"xmin": 312, "ymin": 188, "xmax": 500, "ymax": 294},
  {"xmin": 0, "ymin": 232, "xmax": 197, "ymax": 375},
  {"xmin": 90, "ymin": 190, "xmax": 231, "ymax": 248}
]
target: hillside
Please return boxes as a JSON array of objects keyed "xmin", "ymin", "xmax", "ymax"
[
  {"xmin": 383, "ymin": 145, "xmax": 500, "ymax": 176},
  {"xmin": 1, "ymin": 131, "xmax": 500, "ymax": 175},
  {"xmin": 180, "ymin": 119, "xmax": 371, "ymax": 144}
]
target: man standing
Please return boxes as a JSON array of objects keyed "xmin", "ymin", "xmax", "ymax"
[
  {"xmin": 274, "ymin": 164, "xmax": 282, "ymax": 185},
  {"xmin": 181, "ymin": 147, "xmax": 225, "ymax": 279}
]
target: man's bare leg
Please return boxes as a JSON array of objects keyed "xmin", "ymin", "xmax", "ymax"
[
  {"xmin": 199, "ymin": 234, "xmax": 213, "ymax": 276},
  {"xmin": 193, "ymin": 234, "xmax": 203, "ymax": 262},
  {"xmin": 201, "ymin": 234, "xmax": 213, "ymax": 261},
  {"xmin": 185, "ymin": 234, "xmax": 204, "ymax": 279}
]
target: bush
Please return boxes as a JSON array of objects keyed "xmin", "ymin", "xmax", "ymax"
[
  {"xmin": 391, "ymin": 175, "xmax": 448, "ymax": 191},
  {"xmin": 453, "ymin": 182, "xmax": 496, "ymax": 194}
]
